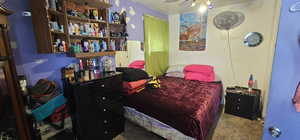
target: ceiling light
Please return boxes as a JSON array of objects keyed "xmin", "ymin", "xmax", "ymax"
[
  {"xmin": 198, "ymin": 4, "xmax": 208, "ymax": 13},
  {"xmin": 206, "ymin": 0, "xmax": 211, "ymax": 6},
  {"xmin": 191, "ymin": 2, "xmax": 196, "ymax": 7}
]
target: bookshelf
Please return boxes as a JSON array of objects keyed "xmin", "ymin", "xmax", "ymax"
[{"xmin": 31, "ymin": 0, "xmax": 127, "ymax": 57}]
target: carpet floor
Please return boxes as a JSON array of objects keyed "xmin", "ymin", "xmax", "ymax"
[{"xmin": 114, "ymin": 113, "xmax": 263, "ymax": 140}]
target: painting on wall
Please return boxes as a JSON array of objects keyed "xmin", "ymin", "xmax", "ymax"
[{"xmin": 179, "ymin": 12, "xmax": 208, "ymax": 51}]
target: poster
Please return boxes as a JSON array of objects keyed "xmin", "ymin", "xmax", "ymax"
[{"xmin": 179, "ymin": 12, "xmax": 208, "ymax": 51}]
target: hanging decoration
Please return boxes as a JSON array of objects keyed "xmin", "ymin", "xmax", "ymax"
[
  {"xmin": 129, "ymin": 6, "xmax": 136, "ymax": 16},
  {"xmin": 244, "ymin": 32, "xmax": 263, "ymax": 47},
  {"xmin": 114, "ymin": 0, "xmax": 120, "ymax": 7},
  {"xmin": 130, "ymin": 24, "xmax": 136, "ymax": 29},
  {"xmin": 213, "ymin": 11, "xmax": 245, "ymax": 85}
]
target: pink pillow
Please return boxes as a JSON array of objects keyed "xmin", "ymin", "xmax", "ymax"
[
  {"xmin": 184, "ymin": 72, "xmax": 215, "ymax": 82},
  {"xmin": 129, "ymin": 60, "xmax": 145, "ymax": 66},
  {"xmin": 129, "ymin": 60, "xmax": 145, "ymax": 69},
  {"xmin": 129, "ymin": 65, "xmax": 144, "ymax": 69},
  {"xmin": 184, "ymin": 64, "xmax": 214, "ymax": 73}
]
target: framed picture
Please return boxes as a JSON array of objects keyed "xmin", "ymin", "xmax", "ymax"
[{"xmin": 179, "ymin": 12, "xmax": 208, "ymax": 51}]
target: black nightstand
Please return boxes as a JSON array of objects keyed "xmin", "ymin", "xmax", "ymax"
[{"xmin": 225, "ymin": 86, "xmax": 261, "ymax": 120}]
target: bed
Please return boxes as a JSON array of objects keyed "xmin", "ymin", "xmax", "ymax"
[{"xmin": 124, "ymin": 76, "xmax": 223, "ymax": 140}]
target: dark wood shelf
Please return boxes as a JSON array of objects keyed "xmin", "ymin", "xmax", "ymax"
[
  {"xmin": 51, "ymin": 30, "xmax": 66, "ymax": 35},
  {"xmin": 48, "ymin": 9, "xmax": 64, "ymax": 16},
  {"xmin": 69, "ymin": 34, "xmax": 108, "ymax": 40},
  {"xmin": 67, "ymin": 15, "xmax": 107, "ymax": 24},
  {"xmin": 70, "ymin": 51, "xmax": 116, "ymax": 58},
  {"xmin": 32, "ymin": 0, "xmax": 127, "ymax": 57},
  {"xmin": 110, "ymin": 37, "xmax": 126, "ymax": 39},
  {"xmin": 71, "ymin": 0, "xmax": 112, "ymax": 9},
  {"xmin": 109, "ymin": 23, "xmax": 126, "ymax": 27}
]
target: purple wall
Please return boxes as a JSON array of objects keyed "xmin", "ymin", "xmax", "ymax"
[
  {"xmin": 263, "ymin": 0, "xmax": 300, "ymax": 139},
  {"xmin": 110, "ymin": 0, "xmax": 168, "ymax": 42},
  {"xmin": 6, "ymin": 0, "xmax": 167, "ymax": 86}
]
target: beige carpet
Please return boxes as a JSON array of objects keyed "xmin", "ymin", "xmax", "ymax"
[{"xmin": 114, "ymin": 113, "xmax": 263, "ymax": 140}]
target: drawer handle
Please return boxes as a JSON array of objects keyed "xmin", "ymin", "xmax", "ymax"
[
  {"xmin": 104, "ymin": 130, "xmax": 108, "ymax": 134},
  {"xmin": 103, "ymin": 108, "xmax": 107, "ymax": 112},
  {"xmin": 104, "ymin": 120, "xmax": 108, "ymax": 124},
  {"xmin": 101, "ymin": 84, "xmax": 105, "ymax": 88},
  {"xmin": 238, "ymin": 98, "xmax": 241, "ymax": 101},
  {"xmin": 237, "ymin": 106, "xmax": 240, "ymax": 110},
  {"xmin": 102, "ymin": 97, "xmax": 106, "ymax": 100}
]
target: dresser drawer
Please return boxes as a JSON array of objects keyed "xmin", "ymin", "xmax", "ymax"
[
  {"xmin": 88, "ymin": 75, "xmax": 123, "ymax": 93},
  {"xmin": 102, "ymin": 116, "xmax": 125, "ymax": 130}
]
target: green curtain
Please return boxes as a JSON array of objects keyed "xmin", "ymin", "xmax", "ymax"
[{"xmin": 144, "ymin": 15, "xmax": 169, "ymax": 77}]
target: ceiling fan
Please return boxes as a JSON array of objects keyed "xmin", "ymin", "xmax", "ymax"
[{"xmin": 164, "ymin": 0, "xmax": 213, "ymax": 13}]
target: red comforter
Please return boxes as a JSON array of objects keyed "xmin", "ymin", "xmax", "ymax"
[{"xmin": 125, "ymin": 76, "xmax": 223, "ymax": 140}]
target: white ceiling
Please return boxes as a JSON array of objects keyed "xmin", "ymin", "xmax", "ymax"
[{"xmin": 130, "ymin": 0, "xmax": 252, "ymax": 14}]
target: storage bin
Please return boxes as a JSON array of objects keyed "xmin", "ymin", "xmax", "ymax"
[{"xmin": 32, "ymin": 94, "xmax": 66, "ymax": 121}]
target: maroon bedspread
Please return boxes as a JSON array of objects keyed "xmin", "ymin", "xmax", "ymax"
[{"xmin": 125, "ymin": 76, "xmax": 223, "ymax": 140}]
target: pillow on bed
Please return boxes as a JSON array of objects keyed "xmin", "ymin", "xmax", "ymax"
[
  {"xmin": 184, "ymin": 72, "xmax": 215, "ymax": 82},
  {"xmin": 128, "ymin": 60, "xmax": 145, "ymax": 69},
  {"xmin": 184, "ymin": 64, "xmax": 214, "ymax": 73},
  {"xmin": 165, "ymin": 72, "xmax": 184, "ymax": 78},
  {"xmin": 166, "ymin": 64, "xmax": 185, "ymax": 73}
]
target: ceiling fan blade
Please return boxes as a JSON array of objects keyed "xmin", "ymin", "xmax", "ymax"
[
  {"xmin": 164, "ymin": 0, "xmax": 181, "ymax": 3},
  {"xmin": 181, "ymin": 0, "xmax": 194, "ymax": 7}
]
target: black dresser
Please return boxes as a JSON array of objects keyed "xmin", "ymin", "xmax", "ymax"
[
  {"xmin": 225, "ymin": 87, "xmax": 261, "ymax": 120},
  {"xmin": 64, "ymin": 72, "xmax": 125, "ymax": 140}
]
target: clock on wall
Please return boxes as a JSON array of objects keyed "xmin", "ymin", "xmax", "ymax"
[{"xmin": 244, "ymin": 32, "xmax": 263, "ymax": 47}]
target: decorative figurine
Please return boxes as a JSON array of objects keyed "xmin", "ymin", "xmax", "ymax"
[
  {"xmin": 94, "ymin": 41, "xmax": 100, "ymax": 52},
  {"xmin": 82, "ymin": 40, "xmax": 89, "ymax": 52},
  {"xmin": 62, "ymin": 41, "xmax": 67, "ymax": 52},
  {"xmin": 93, "ymin": 9, "xmax": 99, "ymax": 20},
  {"xmin": 89, "ymin": 41, "xmax": 95, "ymax": 53},
  {"xmin": 120, "ymin": 11, "xmax": 127, "ymax": 25},
  {"xmin": 84, "ymin": 24, "xmax": 90, "ymax": 35},
  {"xmin": 93, "ymin": 23, "xmax": 99, "ymax": 37},
  {"xmin": 102, "ymin": 40, "xmax": 107, "ymax": 51},
  {"xmin": 80, "ymin": 24, "xmax": 84, "ymax": 35},
  {"xmin": 110, "ymin": 40, "xmax": 116, "ymax": 51},
  {"xmin": 74, "ymin": 24, "xmax": 80, "ymax": 35},
  {"xmin": 111, "ymin": 12, "xmax": 120, "ymax": 24}
]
